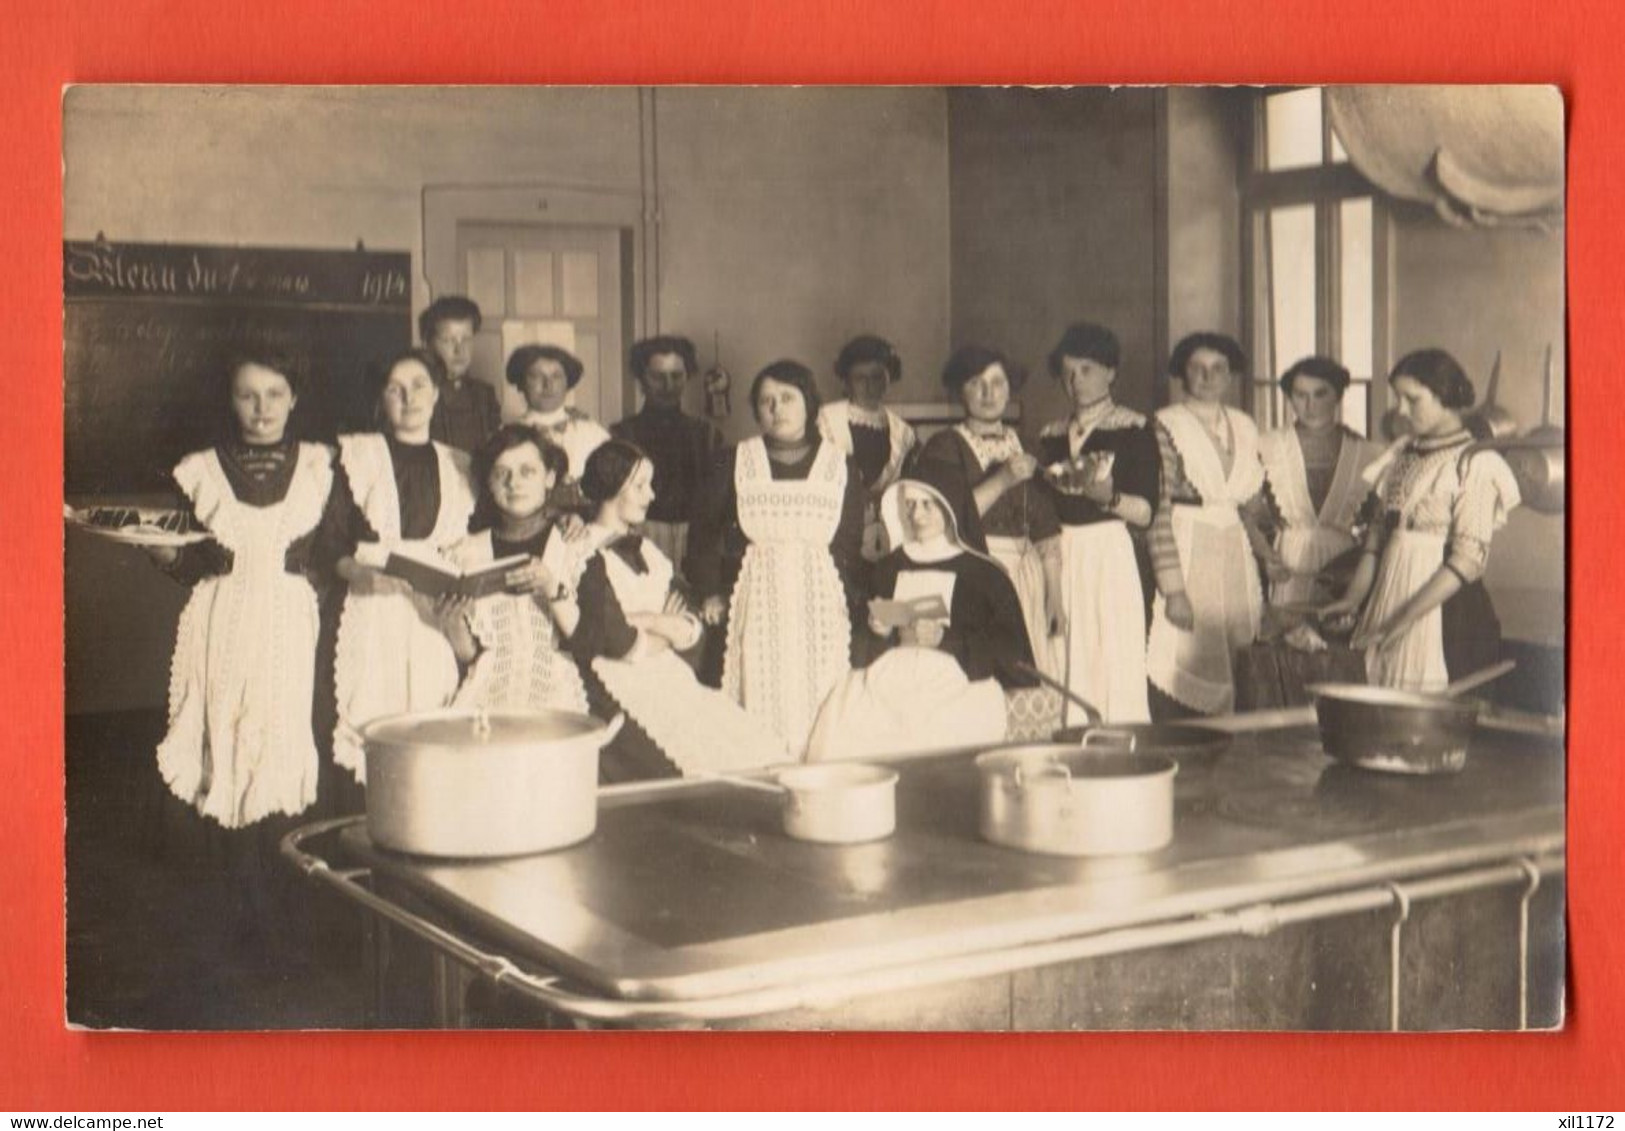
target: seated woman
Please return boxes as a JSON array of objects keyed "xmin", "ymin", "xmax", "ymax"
[
  {"xmin": 816, "ymin": 335, "xmax": 917, "ymax": 561},
  {"xmin": 507, "ymin": 343, "xmax": 612, "ymax": 510},
  {"xmin": 549, "ymin": 440, "xmax": 792, "ymax": 781},
  {"xmin": 1320, "ymin": 349, "xmax": 1520, "ymax": 693},
  {"xmin": 437, "ymin": 425, "xmax": 589, "ymax": 715},
  {"xmin": 807, "ymin": 460, "xmax": 1036, "ymax": 762},
  {"xmin": 1258, "ymin": 356, "xmax": 1383, "ymax": 607}
]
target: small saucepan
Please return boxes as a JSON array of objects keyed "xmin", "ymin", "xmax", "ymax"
[{"xmin": 704, "ymin": 763, "xmax": 900, "ymax": 844}]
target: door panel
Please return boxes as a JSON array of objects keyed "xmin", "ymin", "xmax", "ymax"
[{"xmin": 454, "ymin": 222, "xmax": 625, "ymax": 426}]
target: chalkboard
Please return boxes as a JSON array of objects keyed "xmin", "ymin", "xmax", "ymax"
[{"xmin": 64, "ymin": 240, "xmax": 413, "ymax": 496}]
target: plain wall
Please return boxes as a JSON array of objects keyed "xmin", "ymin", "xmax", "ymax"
[
  {"xmin": 1388, "ymin": 207, "xmax": 1567, "ymax": 644},
  {"xmin": 947, "ymin": 87, "xmax": 1161, "ymax": 438},
  {"xmin": 1163, "ymin": 87, "xmax": 1247, "ymax": 397},
  {"xmin": 63, "ymin": 86, "xmax": 953, "ymax": 713}
]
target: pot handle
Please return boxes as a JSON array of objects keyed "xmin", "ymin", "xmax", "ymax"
[
  {"xmin": 1011, "ymin": 759, "xmax": 1073, "ymax": 792},
  {"xmin": 1080, "ymin": 727, "xmax": 1137, "ymax": 752},
  {"xmin": 598, "ymin": 713, "xmax": 626, "ymax": 746}
]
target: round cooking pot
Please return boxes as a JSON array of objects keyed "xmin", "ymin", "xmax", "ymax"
[
  {"xmin": 1308, "ymin": 682, "xmax": 1478, "ymax": 774},
  {"xmin": 974, "ymin": 741, "xmax": 1178, "ymax": 857},
  {"xmin": 775, "ymin": 763, "xmax": 898, "ymax": 844},
  {"xmin": 363, "ymin": 708, "xmax": 623, "ymax": 857}
]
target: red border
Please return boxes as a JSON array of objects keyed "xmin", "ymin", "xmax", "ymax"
[{"xmin": 7, "ymin": 0, "xmax": 1619, "ymax": 1111}]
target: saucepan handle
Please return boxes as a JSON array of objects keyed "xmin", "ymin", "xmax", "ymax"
[{"xmin": 1080, "ymin": 727, "xmax": 1137, "ymax": 751}]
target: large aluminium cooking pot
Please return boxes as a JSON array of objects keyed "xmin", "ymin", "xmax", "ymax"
[
  {"xmin": 1307, "ymin": 682, "xmax": 1478, "ymax": 774},
  {"xmin": 974, "ymin": 741, "xmax": 1178, "ymax": 857},
  {"xmin": 363, "ymin": 708, "xmax": 624, "ymax": 857}
]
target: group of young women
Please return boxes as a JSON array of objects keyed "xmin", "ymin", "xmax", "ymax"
[{"xmin": 143, "ymin": 313, "xmax": 1522, "ymax": 853}]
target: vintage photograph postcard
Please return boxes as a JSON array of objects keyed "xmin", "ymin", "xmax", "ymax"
[{"xmin": 62, "ymin": 84, "xmax": 1565, "ymax": 1031}]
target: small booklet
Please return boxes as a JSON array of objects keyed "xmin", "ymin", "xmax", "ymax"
[
  {"xmin": 869, "ymin": 593, "xmax": 951, "ymax": 630},
  {"xmin": 378, "ymin": 549, "xmax": 531, "ymax": 599}
]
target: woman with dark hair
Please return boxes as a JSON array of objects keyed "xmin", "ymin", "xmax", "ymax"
[
  {"xmin": 549, "ymin": 440, "xmax": 790, "ymax": 780},
  {"xmin": 1035, "ymin": 323, "xmax": 1163, "ymax": 724},
  {"xmin": 685, "ymin": 360, "xmax": 867, "ymax": 755},
  {"xmin": 807, "ymin": 459, "xmax": 1035, "ymax": 761},
  {"xmin": 1257, "ymin": 355, "xmax": 1383, "ymax": 607},
  {"xmin": 912, "ymin": 344, "xmax": 1064, "ymax": 682},
  {"xmin": 146, "ymin": 351, "xmax": 334, "ymax": 827},
  {"xmin": 1319, "ymin": 349, "xmax": 1520, "ymax": 692},
  {"xmin": 507, "ymin": 342, "xmax": 611, "ymax": 508},
  {"xmin": 1146, "ymin": 331, "xmax": 1275, "ymax": 716},
  {"xmin": 435, "ymin": 424, "xmax": 588, "ymax": 716},
  {"xmin": 816, "ymin": 335, "xmax": 917, "ymax": 561},
  {"xmin": 317, "ymin": 347, "xmax": 476, "ymax": 782}
]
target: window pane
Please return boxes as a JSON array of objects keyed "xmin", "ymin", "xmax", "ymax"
[
  {"xmin": 1339, "ymin": 198, "xmax": 1374, "ymax": 380},
  {"xmin": 1266, "ymin": 89, "xmax": 1325, "ymax": 171},
  {"xmin": 1343, "ymin": 380, "xmax": 1371, "ymax": 437},
  {"xmin": 1269, "ymin": 204, "xmax": 1318, "ymax": 379}
]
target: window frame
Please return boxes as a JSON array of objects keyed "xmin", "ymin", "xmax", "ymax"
[{"xmin": 1241, "ymin": 87, "xmax": 1389, "ymax": 437}]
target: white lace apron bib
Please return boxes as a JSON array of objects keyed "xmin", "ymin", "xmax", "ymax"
[
  {"xmin": 332, "ymin": 433, "xmax": 474, "ymax": 782},
  {"xmin": 1147, "ymin": 405, "xmax": 1264, "ymax": 714},
  {"xmin": 721, "ymin": 438, "xmax": 853, "ymax": 755},
  {"xmin": 156, "ymin": 444, "xmax": 332, "ymax": 828}
]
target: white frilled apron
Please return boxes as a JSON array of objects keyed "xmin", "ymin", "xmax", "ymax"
[
  {"xmin": 985, "ymin": 534, "xmax": 1057, "ymax": 679},
  {"xmin": 817, "ymin": 401, "xmax": 916, "ymax": 561},
  {"xmin": 721, "ymin": 438, "xmax": 853, "ymax": 756},
  {"xmin": 1259, "ymin": 428, "xmax": 1378, "ymax": 606},
  {"xmin": 332, "ymin": 433, "xmax": 474, "ymax": 783},
  {"xmin": 1058, "ymin": 522, "xmax": 1151, "ymax": 724},
  {"xmin": 806, "ymin": 645, "xmax": 1007, "ymax": 762},
  {"xmin": 156, "ymin": 444, "xmax": 333, "ymax": 828},
  {"xmin": 581, "ymin": 541, "xmax": 792, "ymax": 773},
  {"xmin": 1147, "ymin": 405, "xmax": 1265, "ymax": 715},
  {"xmin": 447, "ymin": 531, "xmax": 588, "ymax": 715},
  {"xmin": 1354, "ymin": 443, "xmax": 1520, "ymax": 694}
]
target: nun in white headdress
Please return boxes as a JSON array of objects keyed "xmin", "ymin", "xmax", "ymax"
[{"xmin": 806, "ymin": 460, "xmax": 1037, "ymax": 762}]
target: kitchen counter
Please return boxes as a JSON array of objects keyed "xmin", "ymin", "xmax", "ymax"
[{"xmin": 287, "ymin": 718, "xmax": 1565, "ymax": 1030}]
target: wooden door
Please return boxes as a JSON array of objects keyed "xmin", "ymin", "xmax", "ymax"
[{"xmin": 454, "ymin": 222, "xmax": 626, "ymax": 425}]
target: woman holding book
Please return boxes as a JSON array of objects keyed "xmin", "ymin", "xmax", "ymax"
[
  {"xmin": 807, "ymin": 460, "xmax": 1035, "ymax": 762},
  {"xmin": 316, "ymin": 348, "xmax": 476, "ymax": 783},
  {"xmin": 436, "ymin": 424, "xmax": 589, "ymax": 716}
]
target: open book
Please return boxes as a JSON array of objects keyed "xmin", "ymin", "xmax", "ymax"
[
  {"xmin": 868, "ymin": 593, "xmax": 951, "ymax": 630},
  {"xmin": 376, "ymin": 548, "xmax": 531, "ymax": 599}
]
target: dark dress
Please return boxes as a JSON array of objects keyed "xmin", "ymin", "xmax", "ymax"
[
  {"xmin": 429, "ymin": 378, "xmax": 502, "ymax": 453},
  {"xmin": 683, "ymin": 438, "xmax": 870, "ymax": 684}
]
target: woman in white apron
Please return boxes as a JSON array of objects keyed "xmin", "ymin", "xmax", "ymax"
[
  {"xmin": 1035, "ymin": 324, "xmax": 1163, "ymax": 724},
  {"xmin": 438, "ymin": 424, "xmax": 588, "ymax": 716},
  {"xmin": 148, "ymin": 354, "xmax": 333, "ymax": 829},
  {"xmin": 323, "ymin": 349, "xmax": 475, "ymax": 783},
  {"xmin": 1147, "ymin": 332, "xmax": 1276, "ymax": 717},
  {"xmin": 808, "ymin": 460, "xmax": 1034, "ymax": 761},
  {"xmin": 548, "ymin": 440, "xmax": 792, "ymax": 780},
  {"xmin": 912, "ymin": 344, "xmax": 1064, "ymax": 683},
  {"xmin": 816, "ymin": 335, "xmax": 917, "ymax": 562},
  {"xmin": 687, "ymin": 361, "xmax": 867, "ymax": 756},
  {"xmin": 1320, "ymin": 350, "xmax": 1520, "ymax": 693},
  {"xmin": 1258, "ymin": 356, "xmax": 1382, "ymax": 606}
]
